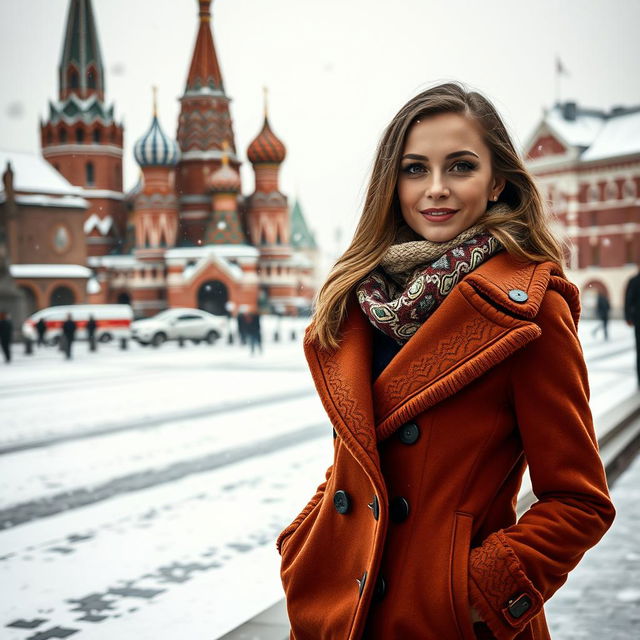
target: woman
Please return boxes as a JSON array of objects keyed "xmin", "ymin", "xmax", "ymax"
[{"xmin": 276, "ymin": 82, "xmax": 615, "ymax": 640}]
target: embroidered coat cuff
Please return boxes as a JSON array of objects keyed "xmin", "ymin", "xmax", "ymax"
[{"xmin": 468, "ymin": 530, "xmax": 544, "ymax": 640}]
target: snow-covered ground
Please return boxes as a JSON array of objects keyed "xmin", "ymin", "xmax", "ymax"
[{"xmin": 0, "ymin": 319, "xmax": 636, "ymax": 639}]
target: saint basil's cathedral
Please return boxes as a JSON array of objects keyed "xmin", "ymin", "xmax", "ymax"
[{"xmin": 3, "ymin": 0, "xmax": 318, "ymax": 319}]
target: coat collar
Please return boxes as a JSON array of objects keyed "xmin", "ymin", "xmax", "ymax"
[{"xmin": 304, "ymin": 252, "xmax": 579, "ymax": 470}]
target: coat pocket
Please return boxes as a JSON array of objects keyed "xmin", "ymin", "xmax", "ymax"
[{"xmin": 450, "ymin": 511, "xmax": 478, "ymax": 640}]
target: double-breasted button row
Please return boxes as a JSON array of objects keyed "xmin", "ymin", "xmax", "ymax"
[
  {"xmin": 398, "ymin": 421, "xmax": 420, "ymax": 445},
  {"xmin": 333, "ymin": 490, "xmax": 351, "ymax": 514},
  {"xmin": 389, "ymin": 496, "xmax": 410, "ymax": 523},
  {"xmin": 374, "ymin": 575, "xmax": 387, "ymax": 600},
  {"xmin": 334, "ymin": 491, "xmax": 408, "ymax": 522},
  {"xmin": 367, "ymin": 495, "xmax": 380, "ymax": 520},
  {"xmin": 356, "ymin": 570, "xmax": 367, "ymax": 597}
]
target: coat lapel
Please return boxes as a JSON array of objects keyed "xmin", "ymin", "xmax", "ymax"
[
  {"xmin": 304, "ymin": 305, "xmax": 380, "ymax": 474},
  {"xmin": 305, "ymin": 252, "xmax": 576, "ymax": 460},
  {"xmin": 374, "ymin": 254, "xmax": 563, "ymax": 440}
]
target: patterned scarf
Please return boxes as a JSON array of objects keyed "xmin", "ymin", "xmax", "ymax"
[{"xmin": 356, "ymin": 220, "xmax": 503, "ymax": 344}]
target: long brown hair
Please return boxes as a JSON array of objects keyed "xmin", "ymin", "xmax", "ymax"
[{"xmin": 309, "ymin": 81, "xmax": 565, "ymax": 350}]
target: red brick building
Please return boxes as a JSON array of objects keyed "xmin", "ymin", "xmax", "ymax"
[
  {"xmin": 524, "ymin": 101, "xmax": 640, "ymax": 315},
  {"xmin": 8, "ymin": 0, "xmax": 317, "ymax": 319},
  {"xmin": 0, "ymin": 151, "xmax": 90, "ymax": 315}
]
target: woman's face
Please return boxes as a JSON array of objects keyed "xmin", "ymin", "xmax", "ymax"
[{"xmin": 396, "ymin": 112, "xmax": 505, "ymax": 243}]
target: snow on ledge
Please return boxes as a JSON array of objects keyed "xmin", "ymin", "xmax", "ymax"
[
  {"xmin": 10, "ymin": 264, "xmax": 92, "ymax": 279},
  {"xmin": 84, "ymin": 214, "xmax": 113, "ymax": 235},
  {"xmin": 13, "ymin": 194, "xmax": 88, "ymax": 209},
  {"xmin": 165, "ymin": 245, "xmax": 259, "ymax": 260}
]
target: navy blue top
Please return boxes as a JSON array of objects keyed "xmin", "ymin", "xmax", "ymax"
[{"xmin": 371, "ymin": 327, "xmax": 402, "ymax": 381}]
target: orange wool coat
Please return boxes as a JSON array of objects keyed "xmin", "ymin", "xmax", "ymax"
[{"xmin": 276, "ymin": 252, "xmax": 615, "ymax": 640}]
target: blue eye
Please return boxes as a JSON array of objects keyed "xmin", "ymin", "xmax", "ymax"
[
  {"xmin": 451, "ymin": 161, "xmax": 476, "ymax": 172},
  {"xmin": 400, "ymin": 163, "xmax": 425, "ymax": 175}
]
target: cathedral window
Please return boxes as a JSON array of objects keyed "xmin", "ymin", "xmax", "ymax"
[
  {"xmin": 93, "ymin": 129, "xmax": 101, "ymax": 143},
  {"xmin": 60, "ymin": 129, "xmax": 67, "ymax": 143},
  {"xmin": 86, "ymin": 162, "xmax": 95, "ymax": 186},
  {"xmin": 70, "ymin": 70, "xmax": 79, "ymax": 89},
  {"xmin": 76, "ymin": 128, "xmax": 85, "ymax": 143},
  {"xmin": 626, "ymin": 237, "xmax": 634, "ymax": 264},
  {"xmin": 87, "ymin": 67, "xmax": 97, "ymax": 89},
  {"xmin": 591, "ymin": 240, "xmax": 600, "ymax": 266},
  {"xmin": 624, "ymin": 179, "xmax": 636, "ymax": 200}
]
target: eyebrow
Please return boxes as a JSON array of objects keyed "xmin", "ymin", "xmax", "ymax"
[{"xmin": 401, "ymin": 150, "xmax": 480, "ymax": 161}]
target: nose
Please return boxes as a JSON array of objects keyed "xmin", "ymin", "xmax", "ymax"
[{"xmin": 425, "ymin": 172, "xmax": 450, "ymax": 199}]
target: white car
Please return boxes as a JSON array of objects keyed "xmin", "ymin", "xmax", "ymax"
[{"xmin": 131, "ymin": 308, "xmax": 226, "ymax": 347}]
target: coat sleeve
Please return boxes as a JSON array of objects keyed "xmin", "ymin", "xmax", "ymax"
[
  {"xmin": 276, "ymin": 464, "xmax": 333, "ymax": 555},
  {"xmin": 467, "ymin": 289, "xmax": 616, "ymax": 640}
]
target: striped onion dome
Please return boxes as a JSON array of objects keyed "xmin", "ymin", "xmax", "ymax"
[
  {"xmin": 210, "ymin": 162, "xmax": 241, "ymax": 192},
  {"xmin": 134, "ymin": 115, "xmax": 179, "ymax": 167},
  {"xmin": 247, "ymin": 116, "xmax": 286, "ymax": 164}
]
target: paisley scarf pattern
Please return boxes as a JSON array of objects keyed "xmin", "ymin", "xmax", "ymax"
[{"xmin": 357, "ymin": 230, "xmax": 501, "ymax": 344}]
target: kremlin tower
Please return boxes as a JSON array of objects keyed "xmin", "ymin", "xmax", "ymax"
[{"xmin": 40, "ymin": 0, "xmax": 126, "ymax": 257}]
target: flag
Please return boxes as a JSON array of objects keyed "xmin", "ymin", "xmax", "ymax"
[{"xmin": 556, "ymin": 56, "xmax": 570, "ymax": 77}]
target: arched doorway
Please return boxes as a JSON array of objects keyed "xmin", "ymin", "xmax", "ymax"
[
  {"xmin": 50, "ymin": 285, "xmax": 75, "ymax": 306},
  {"xmin": 19, "ymin": 286, "xmax": 38, "ymax": 316},
  {"xmin": 117, "ymin": 292, "xmax": 131, "ymax": 305},
  {"xmin": 198, "ymin": 280, "xmax": 228, "ymax": 316}
]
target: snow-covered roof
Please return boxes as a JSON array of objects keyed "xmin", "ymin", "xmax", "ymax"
[
  {"xmin": 88, "ymin": 255, "xmax": 138, "ymax": 269},
  {"xmin": 6, "ymin": 193, "xmax": 87, "ymax": 209},
  {"xmin": 10, "ymin": 264, "xmax": 92, "ymax": 279},
  {"xmin": 0, "ymin": 149, "xmax": 84, "ymax": 197},
  {"xmin": 581, "ymin": 110, "xmax": 640, "ymax": 162},
  {"xmin": 545, "ymin": 106, "xmax": 605, "ymax": 149},
  {"xmin": 165, "ymin": 244, "xmax": 259, "ymax": 260}
]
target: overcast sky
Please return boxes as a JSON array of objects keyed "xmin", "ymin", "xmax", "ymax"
[{"xmin": 1, "ymin": 0, "xmax": 639, "ymax": 256}]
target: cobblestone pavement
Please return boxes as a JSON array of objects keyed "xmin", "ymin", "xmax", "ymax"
[{"xmin": 546, "ymin": 446, "xmax": 640, "ymax": 639}]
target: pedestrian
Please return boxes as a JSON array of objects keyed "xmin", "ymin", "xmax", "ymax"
[
  {"xmin": 592, "ymin": 291, "xmax": 611, "ymax": 341},
  {"xmin": 36, "ymin": 317, "xmax": 47, "ymax": 346},
  {"xmin": 87, "ymin": 314, "xmax": 97, "ymax": 352},
  {"xmin": 0, "ymin": 311, "xmax": 12, "ymax": 364},
  {"xmin": 248, "ymin": 310, "xmax": 262, "ymax": 355},
  {"xmin": 624, "ymin": 266, "xmax": 640, "ymax": 386},
  {"xmin": 62, "ymin": 313, "xmax": 77, "ymax": 360},
  {"xmin": 276, "ymin": 82, "xmax": 615, "ymax": 640},
  {"xmin": 237, "ymin": 308, "xmax": 248, "ymax": 345}
]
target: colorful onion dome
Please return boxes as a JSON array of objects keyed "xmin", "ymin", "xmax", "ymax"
[
  {"xmin": 247, "ymin": 88, "xmax": 286, "ymax": 164},
  {"xmin": 247, "ymin": 116, "xmax": 286, "ymax": 165},
  {"xmin": 134, "ymin": 115, "xmax": 179, "ymax": 167},
  {"xmin": 210, "ymin": 145, "xmax": 241, "ymax": 192},
  {"xmin": 134, "ymin": 88, "xmax": 179, "ymax": 167}
]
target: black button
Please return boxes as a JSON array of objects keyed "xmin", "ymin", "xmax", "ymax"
[
  {"xmin": 332, "ymin": 428, "xmax": 337, "ymax": 440},
  {"xmin": 508, "ymin": 289, "xmax": 528, "ymax": 303},
  {"xmin": 389, "ymin": 496, "xmax": 410, "ymax": 523},
  {"xmin": 507, "ymin": 594, "xmax": 532, "ymax": 619},
  {"xmin": 333, "ymin": 490, "xmax": 351, "ymax": 514},
  {"xmin": 356, "ymin": 570, "xmax": 367, "ymax": 597},
  {"xmin": 367, "ymin": 495, "xmax": 379, "ymax": 520},
  {"xmin": 398, "ymin": 422, "xmax": 420, "ymax": 445},
  {"xmin": 374, "ymin": 576, "xmax": 386, "ymax": 600}
]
